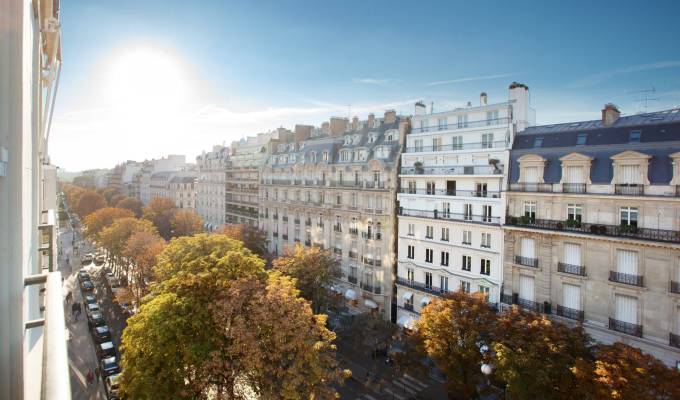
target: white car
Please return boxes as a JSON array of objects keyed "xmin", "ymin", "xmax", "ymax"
[{"xmin": 105, "ymin": 373, "xmax": 120, "ymax": 399}]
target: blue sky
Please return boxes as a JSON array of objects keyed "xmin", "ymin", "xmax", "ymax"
[{"xmin": 52, "ymin": 0, "xmax": 680, "ymax": 171}]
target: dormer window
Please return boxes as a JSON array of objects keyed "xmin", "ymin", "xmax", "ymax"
[
  {"xmin": 344, "ymin": 136, "xmax": 352, "ymax": 145},
  {"xmin": 357, "ymin": 149, "xmax": 367, "ymax": 161},
  {"xmin": 629, "ymin": 130, "xmax": 641, "ymax": 143},
  {"xmin": 533, "ymin": 137, "xmax": 544, "ymax": 148},
  {"xmin": 517, "ymin": 154, "xmax": 547, "ymax": 189},
  {"xmin": 610, "ymin": 151, "xmax": 651, "ymax": 192},
  {"xmin": 368, "ymin": 135, "xmax": 376, "ymax": 144},
  {"xmin": 309, "ymin": 152, "xmax": 317, "ymax": 163},
  {"xmin": 576, "ymin": 134, "xmax": 587, "ymax": 145},
  {"xmin": 340, "ymin": 150, "xmax": 351, "ymax": 162},
  {"xmin": 322, "ymin": 151, "xmax": 329, "ymax": 162}
]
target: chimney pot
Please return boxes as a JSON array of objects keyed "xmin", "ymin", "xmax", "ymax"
[
  {"xmin": 601, "ymin": 103, "xmax": 621, "ymax": 126},
  {"xmin": 467, "ymin": 101, "xmax": 472, "ymax": 107},
  {"xmin": 480, "ymin": 92, "xmax": 488, "ymax": 106}
]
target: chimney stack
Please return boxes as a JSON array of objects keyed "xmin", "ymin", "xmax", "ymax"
[
  {"xmin": 367, "ymin": 113, "xmax": 375, "ymax": 127},
  {"xmin": 384, "ymin": 110, "xmax": 397, "ymax": 124},
  {"xmin": 321, "ymin": 121, "xmax": 330, "ymax": 135},
  {"xmin": 601, "ymin": 103, "xmax": 620, "ymax": 126},
  {"xmin": 415, "ymin": 101, "xmax": 426, "ymax": 116},
  {"xmin": 480, "ymin": 92, "xmax": 488, "ymax": 106},
  {"xmin": 351, "ymin": 116, "xmax": 359, "ymax": 131},
  {"xmin": 294, "ymin": 124, "xmax": 313, "ymax": 141},
  {"xmin": 466, "ymin": 101, "xmax": 472, "ymax": 107},
  {"xmin": 329, "ymin": 117, "xmax": 348, "ymax": 136}
]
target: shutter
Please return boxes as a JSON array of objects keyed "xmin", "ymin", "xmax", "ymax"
[
  {"xmin": 564, "ymin": 243, "xmax": 581, "ymax": 266},
  {"xmin": 519, "ymin": 275, "xmax": 535, "ymax": 302},
  {"xmin": 524, "ymin": 166, "xmax": 539, "ymax": 183},
  {"xmin": 620, "ymin": 165, "xmax": 641, "ymax": 184},
  {"xmin": 521, "ymin": 238, "xmax": 536, "ymax": 258},
  {"xmin": 615, "ymin": 294, "xmax": 637, "ymax": 324},
  {"xmin": 566, "ymin": 166, "xmax": 583, "ymax": 184},
  {"xmin": 562, "ymin": 284, "xmax": 581, "ymax": 310},
  {"xmin": 617, "ymin": 250, "xmax": 638, "ymax": 275}
]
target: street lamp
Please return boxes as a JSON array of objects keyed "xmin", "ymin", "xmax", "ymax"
[{"xmin": 481, "ymin": 363, "xmax": 493, "ymax": 376}]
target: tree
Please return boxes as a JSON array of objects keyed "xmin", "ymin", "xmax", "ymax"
[
  {"xmin": 491, "ymin": 306, "xmax": 595, "ymax": 400},
  {"xmin": 414, "ymin": 291, "xmax": 498, "ymax": 400},
  {"xmin": 170, "ymin": 209, "xmax": 203, "ymax": 237},
  {"xmin": 109, "ymin": 193, "xmax": 126, "ymax": 208},
  {"xmin": 102, "ymin": 187, "xmax": 120, "ymax": 204},
  {"xmin": 272, "ymin": 244, "xmax": 341, "ymax": 313},
  {"xmin": 120, "ymin": 274, "xmax": 347, "ymax": 399},
  {"xmin": 99, "ymin": 217, "xmax": 157, "ymax": 277},
  {"xmin": 83, "ymin": 207, "xmax": 134, "ymax": 241},
  {"xmin": 341, "ymin": 313, "xmax": 398, "ymax": 355},
  {"xmin": 116, "ymin": 196, "xmax": 143, "ymax": 217},
  {"xmin": 589, "ymin": 342, "xmax": 680, "ymax": 400},
  {"xmin": 74, "ymin": 190, "xmax": 107, "ymax": 217},
  {"xmin": 123, "ymin": 231, "xmax": 166, "ymax": 303},
  {"xmin": 216, "ymin": 224, "xmax": 268, "ymax": 257},
  {"xmin": 142, "ymin": 197, "xmax": 176, "ymax": 239}
]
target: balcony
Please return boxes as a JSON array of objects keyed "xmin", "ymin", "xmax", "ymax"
[
  {"xmin": 402, "ymin": 303, "xmax": 414, "ymax": 311},
  {"xmin": 609, "ymin": 271, "xmax": 644, "ymax": 287},
  {"xmin": 333, "ymin": 225, "xmax": 342, "ymax": 233},
  {"xmin": 396, "ymin": 277, "xmax": 448, "ymax": 297},
  {"xmin": 556, "ymin": 305, "xmax": 584, "ymax": 321},
  {"xmin": 615, "ymin": 184, "xmax": 644, "ymax": 196},
  {"xmin": 282, "ymin": 234, "xmax": 288, "ymax": 240},
  {"xmin": 305, "ymin": 219, "xmax": 312, "ymax": 226},
  {"xmin": 401, "ymin": 165, "xmax": 503, "ymax": 176},
  {"xmin": 517, "ymin": 298, "xmax": 545, "ymax": 313},
  {"xmin": 349, "ymin": 251, "xmax": 358, "ymax": 259},
  {"xmin": 360, "ymin": 282, "xmax": 379, "ymax": 294},
  {"xmin": 558, "ymin": 262, "xmax": 586, "ymax": 276},
  {"xmin": 333, "ymin": 247, "xmax": 342, "ymax": 255},
  {"xmin": 398, "ymin": 188, "xmax": 501, "ymax": 198},
  {"xmin": 514, "ymin": 255, "xmax": 539, "ymax": 268},
  {"xmin": 410, "ymin": 117, "xmax": 510, "ymax": 134},
  {"xmin": 364, "ymin": 181, "xmax": 387, "ymax": 189},
  {"xmin": 562, "ymin": 183, "xmax": 587, "ymax": 193},
  {"xmin": 671, "ymin": 281, "xmax": 680, "ymax": 294},
  {"xmin": 349, "ymin": 228, "xmax": 359, "ymax": 236},
  {"xmin": 405, "ymin": 140, "xmax": 508, "ymax": 153},
  {"xmin": 294, "ymin": 219, "xmax": 300, "ymax": 225},
  {"xmin": 282, "ymin": 216, "xmax": 289, "ymax": 222},
  {"xmin": 399, "ymin": 208, "xmax": 500, "ymax": 225},
  {"xmin": 304, "ymin": 240, "xmax": 311, "ymax": 246},
  {"xmin": 670, "ymin": 332, "xmax": 680, "ymax": 349},
  {"xmin": 506, "ymin": 216, "xmax": 680, "ymax": 244},
  {"xmin": 348, "ymin": 276, "xmax": 358, "ymax": 284},
  {"xmin": 272, "ymin": 232, "xmax": 278, "ymax": 238},
  {"xmin": 509, "ymin": 183, "xmax": 554, "ymax": 193},
  {"xmin": 608, "ymin": 317, "xmax": 643, "ymax": 337}
]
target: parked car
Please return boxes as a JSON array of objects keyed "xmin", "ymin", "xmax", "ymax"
[
  {"xmin": 83, "ymin": 294, "xmax": 97, "ymax": 305},
  {"xmin": 104, "ymin": 373, "xmax": 120, "ymax": 399},
  {"xmin": 92, "ymin": 325, "xmax": 112, "ymax": 343},
  {"xmin": 97, "ymin": 341, "xmax": 116, "ymax": 359},
  {"xmin": 77, "ymin": 270, "xmax": 91, "ymax": 283},
  {"xmin": 80, "ymin": 280, "xmax": 94, "ymax": 292},
  {"xmin": 82, "ymin": 254, "xmax": 93, "ymax": 265},
  {"xmin": 88, "ymin": 311, "xmax": 106, "ymax": 328},
  {"xmin": 119, "ymin": 302, "xmax": 133, "ymax": 316},
  {"xmin": 100, "ymin": 356, "xmax": 121, "ymax": 377},
  {"xmin": 86, "ymin": 302, "xmax": 100, "ymax": 316},
  {"xmin": 95, "ymin": 254, "xmax": 106, "ymax": 266}
]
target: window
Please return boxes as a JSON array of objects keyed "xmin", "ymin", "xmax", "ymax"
[
  {"xmin": 457, "ymin": 115, "xmax": 468, "ymax": 128},
  {"xmin": 482, "ymin": 133, "xmax": 494, "ymax": 148},
  {"xmin": 419, "ymin": 119, "xmax": 429, "ymax": 132},
  {"xmin": 476, "ymin": 183, "xmax": 488, "ymax": 197},
  {"xmin": 440, "ymin": 276, "xmax": 449, "ymax": 293},
  {"xmin": 407, "ymin": 245, "xmax": 415, "ymax": 259},
  {"xmin": 442, "ymin": 202, "xmax": 451, "ymax": 218},
  {"xmin": 460, "ymin": 281, "xmax": 470, "ymax": 293},
  {"xmin": 463, "ymin": 230, "xmax": 472, "ymax": 245},
  {"xmin": 562, "ymin": 284, "xmax": 581, "ymax": 311},
  {"xmin": 432, "ymin": 138, "xmax": 442, "ymax": 151},
  {"xmin": 414, "ymin": 139, "xmax": 424, "ymax": 152},
  {"xmin": 425, "ymin": 248, "xmax": 434, "ymax": 263},
  {"xmin": 480, "ymin": 259, "xmax": 490, "ymax": 275},
  {"xmin": 564, "ymin": 243, "xmax": 581, "ymax": 266},
  {"xmin": 464, "ymin": 204, "xmax": 473, "ymax": 220},
  {"xmin": 576, "ymin": 134, "xmax": 587, "ymax": 145},
  {"xmin": 407, "ymin": 268, "xmax": 414, "ymax": 282},
  {"xmin": 441, "ymin": 227, "xmax": 449, "ymax": 241},
  {"xmin": 524, "ymin": 201, "xmax": 536, "ymax": 222},
  {"xmin": 486, "ymin": 110, "xmax": 499, "ymax": 124},
  {"xmin": 438, "ymin": 118, "xmax": 447, "ymax": 130},
  {"xmin": 425, "ymin": 226, "xmax": 434, "ymax": 239},
  {"xmin": 482, "ymin": 205, "xmax": 492, "ymax": 222},
  {"xmin": 452, "ymin": 136, "xmax": 463, "ymax": 150},
  {"xmin": 567, "ymin": 204, "xmax": 582, "ymax": 222},
  {"xmin": 620, "ymin": 207, "xmax": 638, "ymax": 227},
  {"xmin": 425, "ymin": 272, "xmax": 433, "ymax": 289},
  {"xmin": 426, "ymin": 181, "xmax": 435, "ymax": 195},
  {"xmin": 407, "ymin": 223, "xmax": 415, "ymax": 236},
  {"xmin": 462, "ymin": 255, "xmax": 471, "ymax": 271},
  {"xmin": 407, "ymin": 180, "xmax": 416, "ymax": 194},
  {"xmin": 617, "ymin": 249, "xmax": 638, "ymax": 276},
  {"xmin": 481, "ymin": 233, "xmax": 491, "ymax": 248},
  {"xmin": 533, "ymin": 137, "xmax": 544, "ymax": 148},
  {"xmin": 615, "ymin": 294, "xmax": 638, "ymax": 324},
  {"xmin": 336, "ymin": 194, "xmax": 342, "ymax": 205},
  {"xmin": 440, "ymin": 251, "xmax": 449, "ymax": 266},
  {"xmin": 478, "ymin": 285, "xmax": 490, "ymax": 299},
  {"xmin": 521, "ymin": 238, "xmax": 536, "ymax": 259},
  {"xmin": 519, "ymin": 275, "xmax": 535, "ymax": 302},
  {"xmin": 629, "ymin": 130, "xmax": 641, "ymax": 143},
  {"xmin": 322, "ymin": 151, "xmax": 329, "ymax": 161}
]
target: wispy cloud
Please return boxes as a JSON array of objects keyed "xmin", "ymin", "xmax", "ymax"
[
  {"xmin": 426, "ymin": 73, "xmax": 513, "ymax": 86},
  {"xmin": 569, "ymin": 60, "xmax": 680, "ymax": 88},
  {"xmin": 352, "ymin": 78, "xmax": 396, "ymax": 86}
]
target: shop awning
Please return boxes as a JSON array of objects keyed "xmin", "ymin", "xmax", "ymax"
[
  {"xmin": 420, "ymin": 296, "xmax": 431, "ymax": 307},
  {"xmin": 364, "ymin": 299, "xmax": 378, "ymax": 309},
  {"xmin": 344, "ymin": 289, "xmax": 358, "ymax": 301},
  {"xmin": 402, "ymin": 292, "xmax": 413, "ymax": 301}
]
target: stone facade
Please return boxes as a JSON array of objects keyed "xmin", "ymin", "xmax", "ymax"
[{"xmin": 196, "ymin": 145, "xmax": 229, "ymax": 230}]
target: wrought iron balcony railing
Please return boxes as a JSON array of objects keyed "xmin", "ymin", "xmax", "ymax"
[
  {"xmin": 399, "ymin": 208, "xmax": 500, "ymax": 224},
  {"xmin": 615, "ymin": 184, "xmax": 644, "ymax": 196},
  {"xmin": 558, "ymin": 262, "xmax": 586, "ymax": 276},
  {"xmin": 401, "ymin": 165, "xmax": 503, "ymax": 176},
  {"xmin": 398, "ymin": 188, "xmax": 501, "ymax": 198},
  {"xmin": 670, "ymin": 332, "xmax": 680, "ymax": 349},
  {"xmin": 396, "ymin": 277, "xmax": 449, "ymax": 297},
  {"xmin": 514, "ymin": 255, "xmax": 538, "ymax": 268},
  {"xmin": 671, "ymin": 281, "xmax": 680, "ymax": 294},
  {"xmin": 348, "ymin": 276, "xmax": 358, "ymax": 284},
  {"xmin": 609, "ymin": 317, "xmax": 643, "ymax": 337},
  {"xmin": 609, "ymin": 271, "xmax": 644, "ymax": 287},
  {"xmin": 405, "ymin": 140, "xmax": 508, "ymax": 152},
  {"xmin": 556, "ymin": 305, "xmax": 584, "ymax": 321},
  {"xmin": 410, "ymin": 117, "xmax": 510, "ymax": 134}
]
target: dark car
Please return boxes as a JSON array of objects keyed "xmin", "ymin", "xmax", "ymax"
[
  {"xmin": 88, "ymin": 311, "xmax": 106, "ymax": 328},
  {"xmin": 77, "ymin": 270, "xmax": 91, "ymax": 283},
  {"xmin": 83, "ymin": 294, "xmax": 97, "ymax": 305},
  {"xmin": 80, "ymin": 280, "xmax": 94, "ymax": 292},
  {"xmin": 92, "ymin": 325, "xmax": 112, "ymax": 343},
  {"xmin": 97, "ymin": 341, "xmax": 116, "ymax": 359},
  {"xmin": 100, "ymin": 356, "xmax": 121, "ymax": 377}
]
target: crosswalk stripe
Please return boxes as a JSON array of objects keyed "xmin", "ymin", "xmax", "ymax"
[
  {"xmin": 363, "ymin": 395, "xmax": 377, "ymax": 400},
  {"xmin": 403, "ymin": 373, "xmax": 428, "ymax": 389},
  {"xmin": 394, "ymin": 377, "xmax": 419, "ymax": 394},
  {"xmin": 383, "ymin": 387, "xmax": 406, "ymax": 400}
]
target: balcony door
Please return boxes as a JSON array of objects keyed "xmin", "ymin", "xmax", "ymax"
[
  {"xmin": 519, "ymin": 275, "xmax": 535, "ymax": 302},
  {"xmin": 615, "ymin": 294, "xmax": 638, "ymax": 325},
  {"xmin": 446, "ymin": 180, "xmax": 456, "ymax": 196}
]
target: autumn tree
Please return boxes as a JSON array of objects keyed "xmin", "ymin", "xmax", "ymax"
[
  {"xmin": 83, "ymin": 207, "xmax": 134, "ymax": 241},
  {"xmin": 414, "ymin": 291, "xmax": 498, "ymax": 400},
  {"xmin": 491, "ymin": 306, "xmax": 595, "ymax": 400},
  {"xmin": 74, "ymin": 190, "xmax": 107, "ymax": 217},
  {"xmin": 142, "ymin": 196, "xmax": 176, "ymax": 239},
  {"xmin": 216, "ymin": 224, "xmax": 269, "ymax": 257},
  {"xmin": 99, "ymin": 217, "xmax": 157, "ymax": 277},
  {"xmin": 102, "ymin": 187, "xmax": 120, "ymax": 205},
  {"xmin": 341, "ymin": 313, "xmax": 398, "ymax": 355},
  {"xmin": 170, "ymin": 209, "xmax": 203, "ymax": 237},
  {"xmin": 272, "ymin": 244, "xmax": 341, "ymax": 313},
  {"xmin": 123, "ymin": 231, "xmax": 166, "ymax": 303},
  {"xmin": 109, "ymin": 193, "xmax": 125, "ymax": 208},
  {"xmin": 115, "ymin": 196, "xmax": 143, "ymax": 217},
  {"xmin": 588, "ymin": 342, "xmax": 680, "ymax": 400}
]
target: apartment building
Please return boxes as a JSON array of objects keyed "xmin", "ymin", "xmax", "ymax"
[
  {"xmin": 137, "ymin": 155, "xmax": 186, "ymax": 205},
  {"xmin": 168, "ymin": 175, "xmax": 197, "ymax": 209},
  {"xmin": 196, "ymin": 145, "xmax": 229, "ymax": 230},
  {"xmin": 395, "ymin": 84, "xmax": 534, "ymax": 328},
  {"xmin": 259, "ymin": 112, "xmax": 408, "ymax": 320},
  {"xmin": 503, "ymin": 104, "xmax": 680, "ymax": 366},
  {"xmin": 1, "ymin": 0, "xmax": 70, "ymax": 398},
  {"xmin": 149, "ymin": 171, "xmax": 174, "ymax": 200}
]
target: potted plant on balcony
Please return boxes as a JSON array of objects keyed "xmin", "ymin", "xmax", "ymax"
[
  {"xmin": 564, "ymin": 218, "xmax": 582, "ymax": 229},
  {"xmin": 519, "ymin": 215, "xmax": 531, "ymax": 225},
  {"xmin": 489, "ymin": 158, "xmax": 501, "ymax": 174},
  {"xmin": 619, "ymin": 224, "xmax": 638, "ymax": 235},
  {"xmin": 414, "ymin": 161, "xmax": 424, "ymax": 175}
]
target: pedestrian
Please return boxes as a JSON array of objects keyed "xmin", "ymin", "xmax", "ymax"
[
  {"xmin": 65, "ymin": 291, "xmax": 72, "ymax": 304},
  {"xmin": 86, "ymin": 370, "xmax": 94, "ymax": 385},
  {"xmin": 71, "ymin": 302, "xmax": 77, "ymax": 316},
  {"xmin": 95, "ymin": 366, "xmax": 101, "ymax": 382}
]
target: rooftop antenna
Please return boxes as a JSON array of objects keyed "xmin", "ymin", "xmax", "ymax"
[
  {"xmin": 430, "ymin": 102, "xmax": 434, "ymax": 114},
  {"xmin": 629, "ymin": 87, "xmax": 659, "ymax": 113}
]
